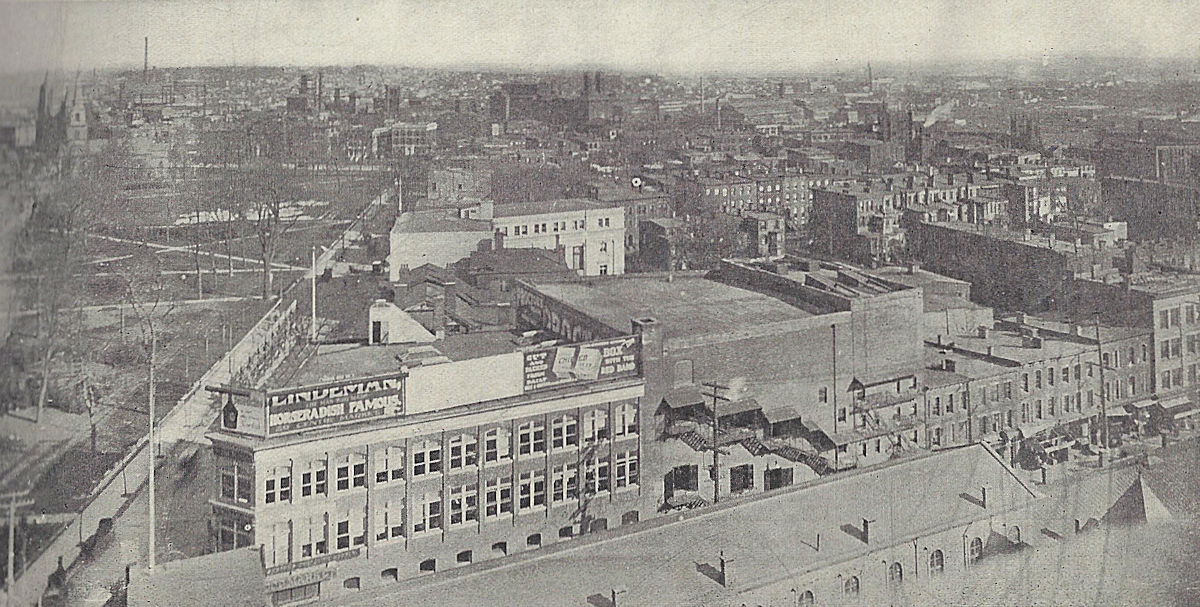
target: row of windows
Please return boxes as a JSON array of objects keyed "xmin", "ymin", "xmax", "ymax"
[
  {"xmin": 792, "ymin": 539, "xmax": 995, "ymax": 605},
  {"xmin": 497, "ymin": 216, "xmax": 616, "ymax": 237},
  {"xmin": 243, "ymin": 406, "xmax": 641, "ymax": 508},
  {"xmin": 1159, "ymin": 305, "xmax": 1200, "ymax": 329},
  {"xmin": 257, "ymin": 454, "xmax": 639, "ymax": 566}
]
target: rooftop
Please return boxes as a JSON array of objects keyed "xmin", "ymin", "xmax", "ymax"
[
  {"xmin": 392, "ymin": 210, "xmax": 492, "ymax": 234},
  {"xmin": 1124, "ymin": 271, "xmax": 1200, "ymax": 297},
  {"xmin": 531, "ymin": 275, "xmax": 816, "ymax": 340},
  {"xmin": 127, "ymin": 547, "xmax": 265, "ymax": 607},
  {"xmin": 492, "ymin": 198, "xmax": 617, "ymax": 218},
  {"xmin": 372, "ymin": 444, "xmax": 1036, "ymax": 607}
]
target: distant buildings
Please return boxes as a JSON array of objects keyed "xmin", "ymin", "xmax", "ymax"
[{"xmin": 389, "ymin": 199, "xmax": 626, "ymax": 280}]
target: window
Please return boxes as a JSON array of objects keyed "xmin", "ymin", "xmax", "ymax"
[
  {"xmin": 599, "ymin": 241, "xmax": 608, "ymax": 253},
  {"xmin": 583, "ymin": 457, "xmax": 611, "ymax": 495},
  {"xmin": 798, "ymin": 590, "xmax": 815, "ymax": 606},
  {"xmin": 888, "ymin": 562, "xmax": 903, "ymax": 586},
  {"xmin": 1048, "ymin": 397, "xmax": 1056, "ymax": 416},
  {"xmin": 220, "ymin": 463, "xmax": 254, "ymax": 506},
  {"xmin": 272, "ymin": 582, "xmax": 319, "ymax": 605},
  {"xmin": 517, "ymin": 420, "xmax": 546, "ymax": 455},
  {"xmin": 518, "ymin": 470, "xmax": 547, "ymax": 511},
  {"xmin": 419, "ymin": 559, "xmax": 436, "ymax": 573},
  {"xmin": 818, "ymin": 387, "xmax": 828, "ymax": 403},
  {"xmin": 843, "ymin": 575, "xmax": 860, "ymax": 597},
  {"xmin": 1022, "ymin": 373, "xmax": 1029, "ymax": 392},
  {"xmin": 484, "ymin": 428, "xmax": 511, "ymax": 462},
  {"xmin": 614, "ymin": 450, "xmax": 639, "ymax": 489},
  {"xmin": 375, "ymin": 446, "xmax": 403, "ymax": 484},
  {"xmin": 485, "ymin": 476, "xmax": 513, "ymax": 519},
  {"xmin": 300, "ymin": 462, "xmax": 326, "ymax": 497},
  {"xmin": 352, "ymin": 462, "xmax": 366, "ymax": 488},
  {"xmin": 336, "ymin": 465, "xmax": 350, "ymax": 491},
  {"xmin": 456, "ymin": 550, "xmax": 472, "ymax": 564},
  {"xmin": 1048, "ymin": 369, "xmax": 1055, "ymax": 386},
  {"xmin": 448, "ymin": 434, "xmax": 478, "ymax": 469},
  {"xmin": 933, "ymin": 397, "xmax": 941, "ymax": 416},
  {"xmin": 599, "ymin": 264, "xmax": 608, "ymax": 275},
  {"xmin": 264, "ymin": 468, "xmax": 291, "ymax": 504},
  {"xmin": 582, "ymin": 409, "xmax": 609, "ymax": 443},
  {"xmin": 968, "ymin": 536, "xmax": 983, "ymax": 565},
  {"xmin": 414, "ymin": 493, "xmax": 442, "ymax": 534},
  {"xmin": 448, "ymin": 483, "xmax": 479, "ymax": 527},
  {"xmin": 1172, "ymin": 307, "xmax": 1181, "ymax": 327},
  {"xmin": 375, "ymin": 498, "xmax": 404, "ymax": 542},
  {"xmin": 1036, "ymin": 400, "xmax": 1043, "ymax": 419},
  {"xmin": 412, "ymin": 441, "xmax": 442, "ymax": 477},
  {"xmin": 614, "ymin": 402, "xmax": 638, "ymax": 437},
  {"xmin": 1075, "ymin": 364, "xmax": 1081, "ymax": 380},
  {"xmin": 1173, "ymin": 339, "xmax": 1183, "ymax": 358},
  {"xmin": 551, "ymin": 415, "xmax": 578, "ymax": 450},
  {"xmin": 527, "ymin": 533, "xmax": 542, "ymax": 547},
  {"xmin": 929, "ymin": 549, "xmax": 945, "ymax": 575},
  {"xmin": 552, "ymin": 463, "xmax": 579, "ymax": 503},
  {"xmin": 1163, "ymin": 371, "xmax": 1172, "ymax": 390},
  {"xmin": 1035, "ymin": 370, "xmax": 1042, "ymax": 389},
  {"xmin": 492, "ymin": 542, "xmax": 508, "ymax": 556},
  {"xmin": 1163, "ymin": 340, "xmax": 1171, "ymax": 359},
  {"xmin": 336, "ymin": 518, "xmax": 351, "ymax": 550},
  {"xmin": 947, "ymin": 393, "xmax": 955, "ymax": 413}
]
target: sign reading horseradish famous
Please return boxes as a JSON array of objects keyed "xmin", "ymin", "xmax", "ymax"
[
  {"xmin": 523, "ymin": 336, "xmax": 640, "ymax": 393},
  {"xmin": 266, "ymin": 372, "xmax": 405, "ymax": 435}
]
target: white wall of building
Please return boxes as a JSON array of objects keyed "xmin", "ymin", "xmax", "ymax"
[{"xmin": 493, "ymin": 206, "xmax": 626, "ymax": 276}]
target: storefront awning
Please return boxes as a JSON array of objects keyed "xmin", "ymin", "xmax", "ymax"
[
  {"xmin": 1158, "ymin": 395, "xmax": 1192, "ymax": 413},
  {"xmin": 1107, "ymin": 409, "xmax": 1133, "ymax": 419},
  {"xmin": 1128, "ymin": 398, "xmax": 1157, "ymax": 410},
  {"xmin": 1018, "ymin": 420, "xmax": 1056, "ymax": 438},
  {"xmin": 1172, "ymin": 404, "xmax": 1200, "ymax": 420},
  {"xmin": 762, "ymin": 406, "xmax": 802, "ymax": 424},
  {"xmin": 662, "ymin": 386, "xmax": 706, "ymax": 409}
]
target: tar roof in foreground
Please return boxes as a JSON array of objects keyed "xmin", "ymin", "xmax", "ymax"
[
  {"xmin": 361, "ymin": 444, "xmax": 1035, "ymax": 607},
  {"xmin": 128, "ymin": 547, "xmax": 266, "ymax": 607}
]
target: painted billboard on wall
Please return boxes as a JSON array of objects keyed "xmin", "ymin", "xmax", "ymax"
[
  {"xmin": 266, "ymin": 372, "xmax": 406, "ymax": 436},
  {"xmin": 523, "ymin": 335, "xmax": 640, "ymax": 392}
]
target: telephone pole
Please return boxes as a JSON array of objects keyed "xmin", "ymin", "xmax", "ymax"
[
  {"xmin": 148, "ymin": 332, "xmax": 157, "ymax": 570},
  {"xmin": 1095, "ymin": 315, "xmax": 1108, "ymax": 468},
  {"xmin": 702, "ymin": 382, "xmax": 729, "ymax": 504},
  {"xmin": 310, "ymin": 246, "xmax": 318, "ymax": 342}
]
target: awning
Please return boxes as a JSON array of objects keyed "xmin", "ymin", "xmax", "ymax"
[
  {"xmin": 1158, "ymin": 395, "xmax": 1193, "ymax": 413},
  {"xmin": 718, "ymin": 398, "xmax": 761, "ymax": 418},
  {"xmin": 1128, "ymin": 398, "xmax": 1157, "ymax": 410},
  {"xmin": 662, "ymin": 386, "xmax": 706, "ymax": 409},
  {"xmin": 762, "ymin": 406, "xmax": 802, "ymax": 424},
  {"xmin": 1106, "ymin": 409, "xmax": 1133, "ymax": 419},
  {"xmin": 1172, "ymin": 404, "xmax": 1200, "ymax": 420},
  {"xmin": 1018, "ymin": 420, "xmax": 1056, "ymax": 438}
]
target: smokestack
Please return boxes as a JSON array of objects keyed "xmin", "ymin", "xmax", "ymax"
[
  {"xmin": 981, "ymin": 487, "xmax": 987, "ymax": 509},
  {"xmin": 862, "ymin": 518, "xmax": 871, "ymax": 543},
  {"xmin": 144, "ymin": 37, "xmax": 149, "ymax": 82}
]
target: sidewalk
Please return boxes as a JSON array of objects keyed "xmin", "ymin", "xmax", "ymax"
[{"xmin": 0, "ymin": 189, "xmax": 386, "ymax": 607}]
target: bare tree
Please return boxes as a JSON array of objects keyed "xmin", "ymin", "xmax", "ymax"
[{"xmin": 244, "ymin": 158, "xmax": 303, "ymax": 299}]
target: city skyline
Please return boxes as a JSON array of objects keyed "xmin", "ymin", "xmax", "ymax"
[{"xmin": 3, "ymin": 0, "xmax": 1200, "ymax": 76}]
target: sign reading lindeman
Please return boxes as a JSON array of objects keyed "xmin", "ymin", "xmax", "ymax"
[{"xmin": 267, "ymin": 372, "xmax": 405, "ymax": 435}]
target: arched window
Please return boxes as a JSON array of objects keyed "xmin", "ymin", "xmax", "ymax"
[
  {"xmin": 1008, "ymin": 526, "xmax": 1021, "ymax": 545},
  {"xmin": 842, "ymin": 575, "xmax": 859, "ymax": 597},
  {"xmin": 798, "ymin": 590, "xmax": 815, "ymax": 606},
  {"xmin": 888, "ymin": 562, "xmax": 903, "ymax": 586},
  {"xmin": 968, "ymin": 537, "xmax": 983, "ymax": 565},
  {"xmin": 929, "ymin": 549, "xmax": 945, "ymax": 575}
]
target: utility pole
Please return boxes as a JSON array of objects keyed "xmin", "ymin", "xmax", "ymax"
[
  {"xmin": 702, "ymin": 382, "xmax": 729, "ymax": 504},
  {"xmin": 310, "ymin": 245, "xmax": 318, "ymax": 342},
  {"xmin": 1095, "ymin": 315, "xmax": 1108, "ymax": 468},
  {"xmin": 4, "ymin": 489, "xmax": 34, "ymax": 607},
  {"xmin": 148, "ymin": 332, "xmax": 157, "ymax": 571}
]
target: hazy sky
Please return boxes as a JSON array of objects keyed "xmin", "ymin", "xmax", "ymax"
[{"xmin": 2, "ymin": 0, "xmax": 1199, "ymax": 75}]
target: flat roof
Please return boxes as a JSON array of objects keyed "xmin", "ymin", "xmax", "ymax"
[
  {"xmin": 128, "ymin": 547, "xmax": 265, "ymax": 607},
  {"xmin": 531, "ymin": 275, "xmax": 816, "ymax": 340},
  {"xmin": 371, "ymin": 444, "xmax": 1036, "ymax": 607},
  {"xmin": 1125, "ymin": 271, "xmax": 1200, "ymax": 297},
  {"xmin": 492, "ymin": 198, "xmax": 617, "ymax": 218},
  {"xmin": 393, "ymin": 211, "xmax": 491, "ymax": 234}
]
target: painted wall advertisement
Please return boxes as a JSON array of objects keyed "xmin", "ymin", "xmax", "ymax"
[
  {"xmin": 523, "ymin": 336, "xmax": 639, "ymax": 392},
  {"xmin": 266, "ymin": 372, "xmax": 406, "ymax": 436}
]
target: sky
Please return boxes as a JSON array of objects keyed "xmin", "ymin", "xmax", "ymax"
[{"xmin": 3, "ymin": 0, "xmax": 1200, "ymax": 75}]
